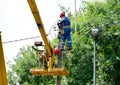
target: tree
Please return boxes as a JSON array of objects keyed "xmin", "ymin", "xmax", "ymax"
[
  {"xmin": 61, "ymin": 0, "xmax": 120, "ymax": 84},
  {"xmin": 68, "ymin": 0, "xmax": 120, "ymax": 84}
]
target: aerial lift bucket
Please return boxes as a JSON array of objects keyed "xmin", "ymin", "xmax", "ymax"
[{"xmin": 30, "ymin": 68, "xmax": 69, "ymax": 76}]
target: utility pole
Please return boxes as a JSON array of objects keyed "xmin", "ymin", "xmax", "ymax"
[
  {"xmin": 56, "ymin": 32, "xmax": 62, "ymax": 85},
  {"xmin": 56, "ymin": 51, "xmax": 62, "ymax": 85},
  {"xmin": 74, "ymin": 0, "xmax": 77, "ymax": 32}
]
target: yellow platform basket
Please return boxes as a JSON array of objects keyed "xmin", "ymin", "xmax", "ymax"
[{"xmin": 30, "ymin": 68, "xmax": 69, "ymax": 76}]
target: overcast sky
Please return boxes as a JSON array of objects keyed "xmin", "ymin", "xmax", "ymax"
[{"xmin": 0, "ymin": 0, "xmax": 82, "ymax": 70}]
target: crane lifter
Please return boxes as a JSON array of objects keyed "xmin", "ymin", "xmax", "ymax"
[{"xmin": 27, "ymin": 0, "xmax": 69, "ymax": 76}]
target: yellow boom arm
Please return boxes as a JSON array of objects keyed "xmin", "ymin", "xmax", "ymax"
[
  {"xmin": 27, "ymin": 0, "xmax": 54, "ymax": 71},
  {"xmin": 27, "ymin": 0, "xmax": 52, "ymax": 57}
]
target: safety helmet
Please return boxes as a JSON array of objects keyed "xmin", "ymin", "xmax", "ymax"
[{"xmin": 60, "ymin": 11, "xmax": 65, "ymax": 18}]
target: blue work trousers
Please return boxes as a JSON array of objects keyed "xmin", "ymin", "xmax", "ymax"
[{"xmin": 61, "ymin": 28, "xmax": 72, "ymax": 49}]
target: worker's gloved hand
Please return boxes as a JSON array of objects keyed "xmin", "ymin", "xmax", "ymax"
[
  {"xmin": 53, "ymin": 47, "xmax": 60, "ymax": 55},
  {"xmin": 57, "ymin": 20, "xmax": 60, "ymax": 25}
]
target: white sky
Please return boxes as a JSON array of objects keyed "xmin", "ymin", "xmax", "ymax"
[{"xmin": 0, "ymin": 0, "xmax": 82, "ymax": 70}]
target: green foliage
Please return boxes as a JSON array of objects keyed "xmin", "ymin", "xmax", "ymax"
[
  {"xmin": 65, "ymin": 34, "xmax": 93, "ymax": 85},
  {"xmin": 61, "ymin": 0, "xmax": 120, "ymax": 84},
  {"xmin": 68, "ymin": 0, "xmax": 120, "ymax": 84},
  {"xmin": 7, "ymin": 70, "xmax": 18, "ymax": 85}
]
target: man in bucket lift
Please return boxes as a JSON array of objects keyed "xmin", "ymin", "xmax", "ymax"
[{"xmin": 57, "ymin": 11, "xmax": 72, "ymax": 51}]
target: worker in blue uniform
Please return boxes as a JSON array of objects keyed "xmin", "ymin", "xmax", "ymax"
[{"xmin": 57, "ymin": 11, "xmax": 72, "ymax": 50}]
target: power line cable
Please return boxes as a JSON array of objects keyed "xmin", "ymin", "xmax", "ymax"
[
  {"xmin": 47, "ymin": 20, "xmax": 58, "ymax": 36},
  {"xmin": 3, "ymin": 21, "xmax": 58, "ymax": 44},
  {"xmin": 3, "ymin": 36, "xmax": 41, "ymax": 44}
]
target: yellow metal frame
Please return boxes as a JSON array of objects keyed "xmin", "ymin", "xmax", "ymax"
[
  {"xmin": 27, "ymin": 0, "xmax": 52, "ymax": 57},
  {"xmin": 30, "ymin": 68, "xmax": 69, "ymax": 76},
  {"xmin": 0, "ymin": 32, "xmax": 8, "ymax": 85}
]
